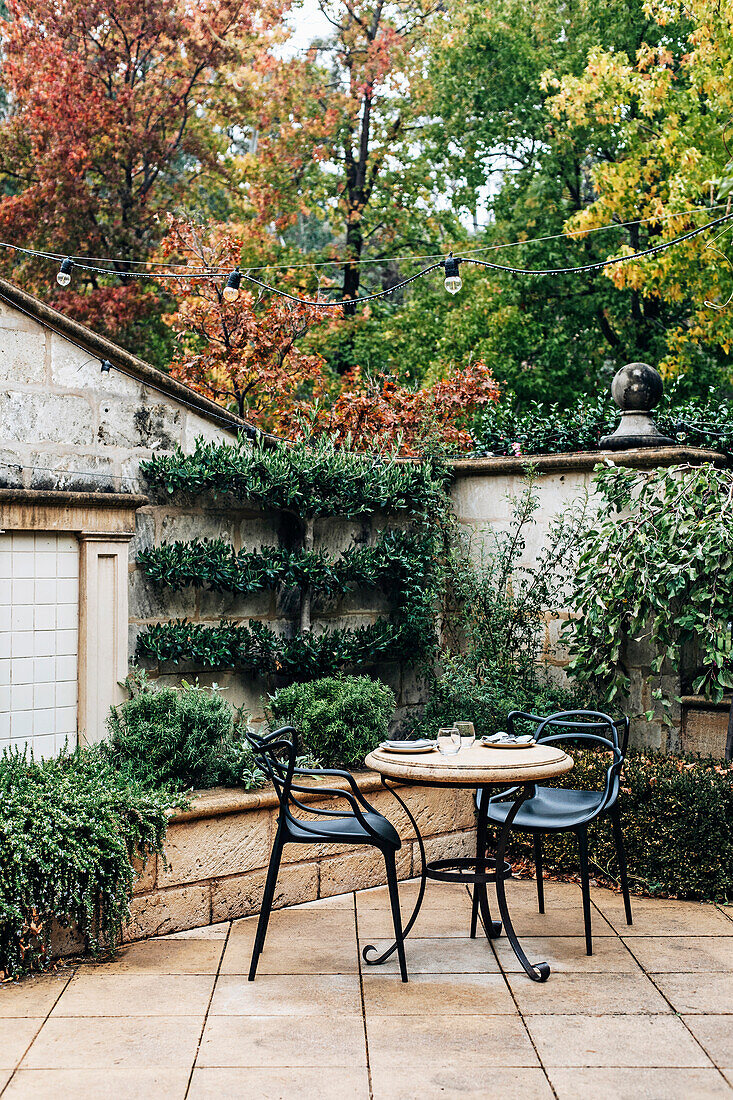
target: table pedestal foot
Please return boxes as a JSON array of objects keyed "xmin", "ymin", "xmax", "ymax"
[{"xmin": 493, "ymin": 785, "xmax": 551, "ymax": 983}]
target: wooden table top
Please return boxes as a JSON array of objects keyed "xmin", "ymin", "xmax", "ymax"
[{"xmin": 365, "ymin": 741, "xmax": 573, "ymax": 787}]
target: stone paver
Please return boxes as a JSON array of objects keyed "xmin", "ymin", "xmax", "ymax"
[{"xmin": 0, "ymin": 877, "xmax": 731, "ymax": 1099}]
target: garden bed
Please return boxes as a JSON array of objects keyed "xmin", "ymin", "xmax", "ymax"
[{"xmin": 53, "ymin": 774, "xmax": 476, "ymax": 954}]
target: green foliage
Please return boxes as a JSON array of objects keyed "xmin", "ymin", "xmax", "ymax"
[
  {"xmin": 268, "ymin": 675, "xmax": 396, "ymax": 768},
  {"xmin": 510, "ymin": 750, "xmax": 733, "ymax": 902},
  {"xmin": 417, "ymin": 474, "xmax": 594, "ymax": 735},
  {"xmin": 565, "ymin": 463, "xmax": 733, "ymax": 704},
  {"xmin": 137, "ymin": 529, "xmax": 430, "ymax": 599},
  {"xmin": 106, "ymin": 678, "xmax": 263, "ymax": 791},
  {"xmin": 140, "ymin": 435, "xmax": 449, "ymax": 521},
  {"xmin": 418, "ymin": 660, "xmax": 579, "ymax": 739},
  {"xmin": 473, "ymin": 387, "xmax": 733, "ymax": 458},
  {"xmin": 0, "ymin": 746, "xmax": 171, "ymax": 979},
  {"xmin": 136, "ymin": 618, "xmax": 429, "ymax": 679}
]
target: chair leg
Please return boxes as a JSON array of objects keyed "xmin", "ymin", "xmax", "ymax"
[
  {"xmin": 533, "ymin": 834, "xmax": 545, "ymax": 914},
  {"xmin": 577, "ymin": 828, "xmax": 593, "ymax": 956},
  {"xmin": 384, "ymin": 849, "xmax": 408, "ymax": 982},
  {"xmin": 611, "ymin": 805, "xmax": 633, "ymax": 926},
  {"xmin": 248, "ymin": 831, "xmax": 284, "ymax": 981}
]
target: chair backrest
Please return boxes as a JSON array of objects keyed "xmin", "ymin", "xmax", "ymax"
[
  {"xmin": 509, "ymin": 709, "xmax": 628, "ymax": 808},
  {"xmin": 244, "ymin": 724, "xmax": 299, "ymax": 812}
]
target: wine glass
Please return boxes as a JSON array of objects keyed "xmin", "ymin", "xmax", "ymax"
[
  {"xmin": 436, "ymin": 726, "xmax": 461, "ymax": 755},
  {"xmin": 454, "ymin": 721, "xmax": 475, "ymax": 748}
]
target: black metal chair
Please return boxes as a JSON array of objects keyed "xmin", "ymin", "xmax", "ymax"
[
  {"xmin": 477, "ymin": 709, "xmax": 633, "ymax": 955},
  {"xmin": 244, "ymin": 725, "xmax": 409, "ymax": 981}
]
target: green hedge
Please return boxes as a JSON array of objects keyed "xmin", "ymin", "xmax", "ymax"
[
  {"xmin": 106, "ymin": 680, "xmax": 263, "ymax": 791},
  {"xmin": 506, "ymin": 751, "xmax": 733, "ymax": 902},
  {"xmin": 268, "ymin": 675, "xmax": 396, "ymax": 767},
  {"xmin": 140, "ymin": 435, "xmax": 449, "ymax": 520},
  {"xmin": 0, "ymin": 748, "xmax": 172, "ymax": 979}
]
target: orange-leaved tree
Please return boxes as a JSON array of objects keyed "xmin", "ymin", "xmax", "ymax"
[
  {"xmin": 280, "ymin": 359, "xmax": 500, "ymax": 455},
  {"xmin": 162, "ymin": 216, "xmax": 334, "ymax": 431},
  {"xmin": 0, "ymin": 0, "xmax": 284, "ymax": 344}
]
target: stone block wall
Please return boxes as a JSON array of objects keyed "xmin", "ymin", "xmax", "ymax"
[
  {"xmin": 0, "ymin": 294, "xmax": 237, "ymax": 496},
  {"xmin": 119, "ymin": 778, "xmax": 474, "ymax": 943}
]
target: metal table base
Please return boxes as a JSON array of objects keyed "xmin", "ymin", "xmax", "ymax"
[{"xmin": 361, "ymin": 779, "xmax": 550, "ymax": 983}]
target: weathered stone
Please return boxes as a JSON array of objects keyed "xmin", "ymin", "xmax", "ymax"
[
  {"xmin": 123, "ymin": 883, "xmax": 211, "ymax": 941},
  {"xmin": 197, "ymin": 587, "xmax": 274, "ymax": 621},
  {"xmin": 0, "ymin": 329, "xmax": 46, "ymax": 385},
  {"xmin": 50, "ymin": 333, "xmax": 134, "ymax": 396},
  {"xmin": 129, "ymin": 511, "xmax": 155, "ymax": 562},
  {"xmin": 132, "ymin": 854, "xmax": 157, "ymax": 895},
  {"xmin": 97, "ymin": 397, "xmax": 183, "ymax": 450},
  {"xmin": 682, "ymin": 703, "xmax": 729, "ymax": 760},
  {"xmin": 318, "ymin": 844, "xmax": 411, "ymax": 897},
  {"xmin": 211, "ymin": 862, "xmax": 320, "ymax": 922},
  {"xmin": 28, "ymin": 452, "xmax": 117, "ymax": 493},
  {"xmin": 0, "ymin": 450, "xmax": 24, "ymax": 488},
  {"xmin": 159, "ymin": 511, "xmax": 235, "ymax": 545},
  {"xmin": 159, "ymin": 809, "xmax": 273, "ymax": 887},
  {"xmin": 0, "ymin": 390, "xmax": 94, "ymax": 444},
  {"xmin": 128, "ymin": 570, "xmax": 193, "ymax": 620}
]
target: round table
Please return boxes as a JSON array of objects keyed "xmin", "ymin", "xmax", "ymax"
[{"xmin": 364, "ymin": 741, "xmax": 573, "ymax": 982}]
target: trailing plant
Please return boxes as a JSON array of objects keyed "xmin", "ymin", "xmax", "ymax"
[
  {"xmin": 268, "ymin": 675, "xmax": 396, "ymax": 767},
  {"xmin": 565, "ymin": 463, "xmax": 733, "ymax": 706},
  {"xmin": 105, "ymin": 676, "xmax": 264, "ymax": 791},
  {"xmin": 0, "ymin": 746, "xmax": 171, "ymax": 979},
  {"xmin": 508, "ymin": 750, "xmax": 733, "ymax": 902},
  {"xmin": 140, "ymin": 435, "xmax": 449, "ymax": 521}
]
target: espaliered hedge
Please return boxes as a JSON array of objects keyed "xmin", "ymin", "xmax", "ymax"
[
  {"xmin": 138, "ymin": 528, "xmax": 429, "ymax": 599},
  {"xmin": 137, "ymin": 438, "xmax": 449, "ymax": 679},
  {"xmin": 140, "ymin": 435, "xmax": 448, "ymax": 519}
]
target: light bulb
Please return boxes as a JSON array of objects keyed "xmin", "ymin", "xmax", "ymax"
[
  {"xmin": 56, "ymin": 258, "xmax": 73, "ymax": 287},
  {"xmin": 223, "ymin": 268, "xmax": 241, "ymax": 302},
  {"xmin": 443, "ymin": 253, "xmax": 462, "ymax": 295}
]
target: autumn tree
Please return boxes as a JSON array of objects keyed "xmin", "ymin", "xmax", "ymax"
[
  {"xmin": 0, "ymin": 0, "xmax": 283, "ymax": 349},
  {"xmin": 546, "ymin": 0, "xmax": 733, "ymax": 385},
  {"xmin": 162, "ymin": 216, "xmax": 332, "ymax": 431},
  {"xmin": 230, "ymin": 1, "xmax": 457, "ymax": 308}
]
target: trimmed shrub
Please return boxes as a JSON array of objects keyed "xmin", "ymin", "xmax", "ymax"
[
  {"xmin": 106, "ymin": 679, "xmax": 263, "ymax": 791},
  {"xmin": 0, "ymin": 747, "xmax": 171, "ymax": 979},
  {"xmin": 268, "ymin": 674, "xmax": 396, "ymax": 767},
  {"xmin": 507, "ymin": 750, "xmax": 733, "ymax": 902}
]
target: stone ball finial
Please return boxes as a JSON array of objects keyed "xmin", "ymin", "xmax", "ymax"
[
  {"xmin": 600, "ymin": 361, "xmax": 674, "ymax": 450},
  {"xmin": 611, "ymin": 361, "xmax": 664, "ymax": 413}
]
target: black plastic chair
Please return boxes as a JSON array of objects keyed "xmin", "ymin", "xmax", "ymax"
[
  {"xmin": 244, "ymin": 725, "xmax": 408, "ymax": 981},
  {"xmin": 477, "ymin": 710, "xmax": 633, "ymax": 955}
]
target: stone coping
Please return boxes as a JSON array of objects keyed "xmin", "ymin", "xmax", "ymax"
[
  {"xmin": 451, "ymin": 446, "xmax": 726, "ymax": 477},
  {"xmin": 0, "ymin": 487, "xmax": 148, "ymax": 508},
  {"xmin": 169, "ymin": 769, "xmax": 389, "ymax": 823},
  {"xmin": 681, "ymin": 694, "xmax": 733, "ymax": 711}
]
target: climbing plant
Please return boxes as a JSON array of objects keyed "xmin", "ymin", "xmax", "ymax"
[
  {"xmin": 565, "ymin": 463, "xmax": 733, "ymax": 707},
  {"xmin": 137, "ymin": 436, "xmax": 450, "ymax": 679}
]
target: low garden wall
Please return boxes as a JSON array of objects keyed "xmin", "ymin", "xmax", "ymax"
[{"xmin": 120, "ymin": 775, "xmax": 476, "ymax": 942}]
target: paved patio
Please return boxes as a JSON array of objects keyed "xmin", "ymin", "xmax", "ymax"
[{"xmin": 0, "ymin": 877, "xmax": 732, "ymax": 1099}]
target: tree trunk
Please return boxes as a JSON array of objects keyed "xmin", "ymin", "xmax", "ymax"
[{"xmin": 299, "ymin": 517, "xmax": 315, "ymax": 633}]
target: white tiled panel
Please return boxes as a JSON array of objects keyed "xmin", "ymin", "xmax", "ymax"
[{"xmin": 0, "ymin": 532, "xmax": 79, "ymax": 757}]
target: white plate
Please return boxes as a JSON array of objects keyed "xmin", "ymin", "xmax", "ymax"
[
  {"xmin": 480, "ymin": 737, "xmax": 536, "ymax": 750},
  {"xmin": 379, "ymin": 741, "xmax": 436, "ymax": 754}
]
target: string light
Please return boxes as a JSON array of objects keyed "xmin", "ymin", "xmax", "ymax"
[
  {"xmin": 2, "ymin": 209, "xmax": 733, "ymax": 309},
  {"xmin": 443, "ymin": 253, "xmax": 462, "ymax": 294},
  {"xmin": 56, "ymin": 258, "xmax": 73, "ymax": 287},
  {"xmin": 223, "ymin": 268, "xmax": 242, "ymax": 302}
]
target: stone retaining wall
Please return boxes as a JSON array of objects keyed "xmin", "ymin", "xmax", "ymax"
[{"xmin": 123, "ymin": 775, "xmax": 476, "ymax": 941}]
